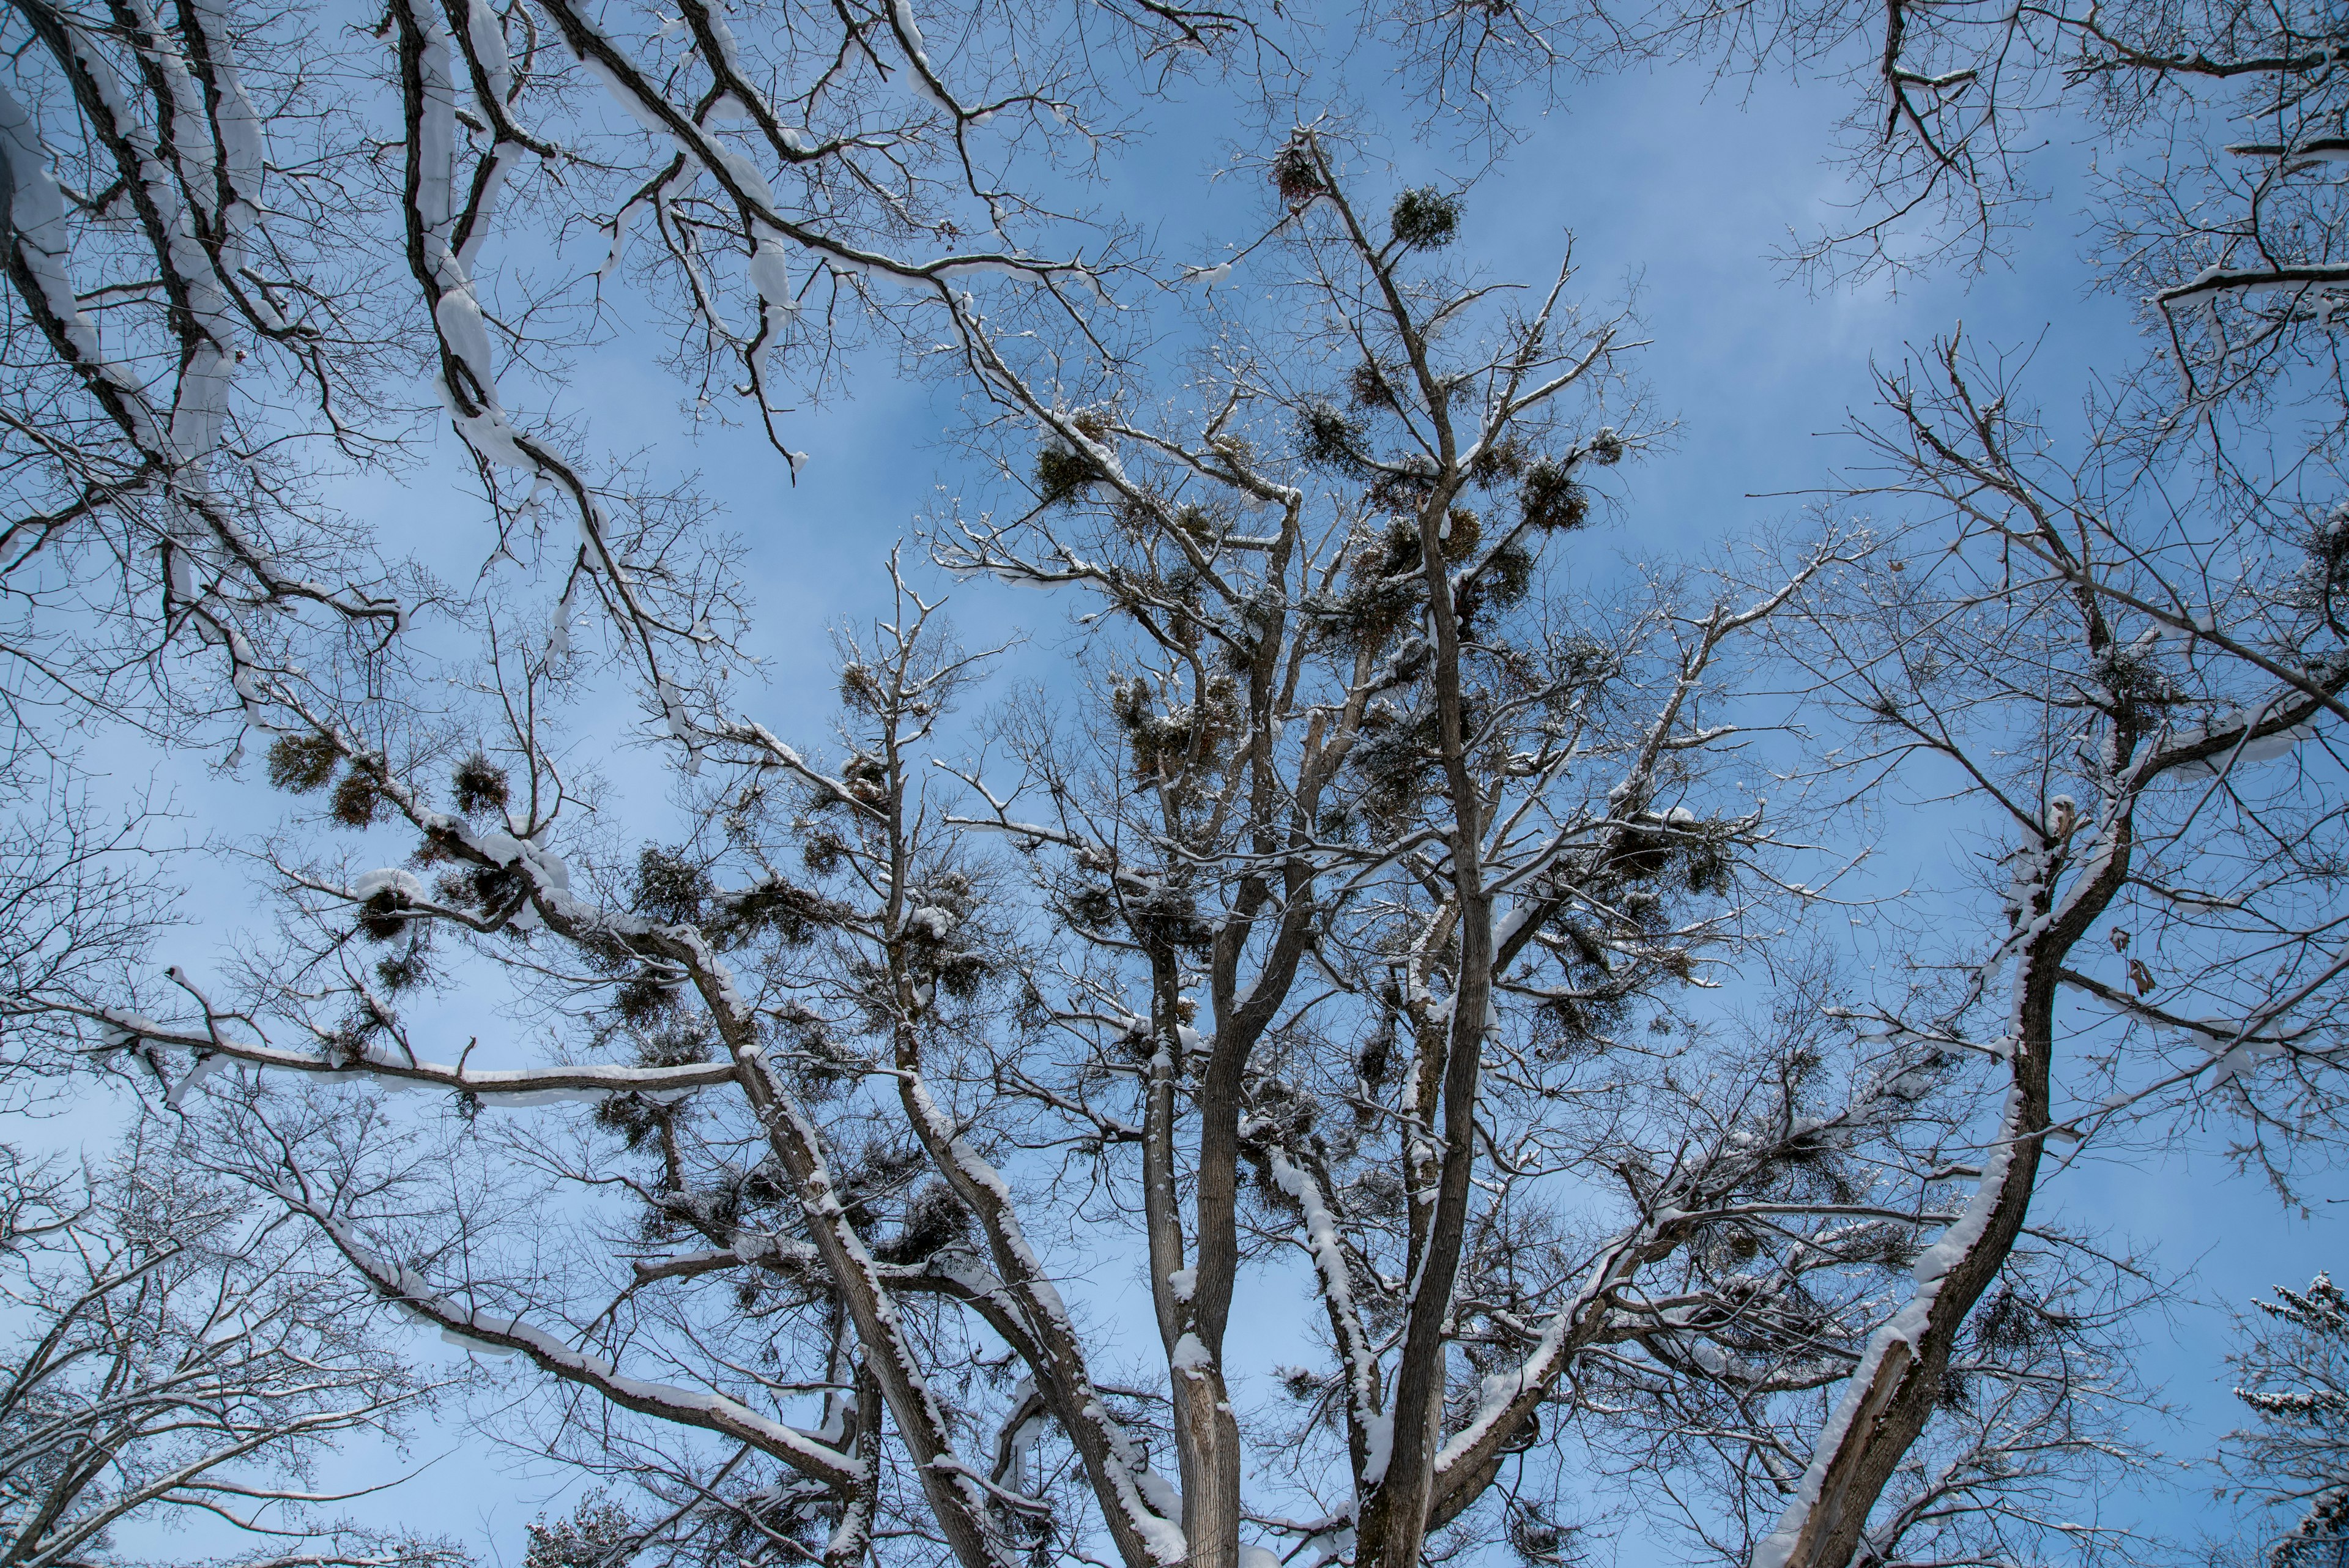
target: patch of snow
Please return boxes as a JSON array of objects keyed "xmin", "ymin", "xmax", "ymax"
[
  {"xmin": 440, "ymin": 1326, "xmax": 521, "ymax": 1358},
  {"xmin": 351, "ymin": 868, "xmax": 425, "ymax": 902}
]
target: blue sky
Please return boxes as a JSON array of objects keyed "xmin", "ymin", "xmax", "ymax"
[
  {"xmin": 614, "ymin": 48, "xmax": 2332, "ymax": 1555},
  {"xmin": 584, "ymin": 48, "xmax": 2327, "ymax": 1548},
  {"xmin": 58, "ymin": 25, "xmax": 2342, "ymax": 1563}
]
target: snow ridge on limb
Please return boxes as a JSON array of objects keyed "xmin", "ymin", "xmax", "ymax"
[
  {"xmin": 563, "ymin": 785, "xmax": 1022, "ymax": 1568},
  {"xmin": 728, "ymin": 1047, "xmax": 1026, "ymax": 1568},
  {"xmin": 834, "ymin": 582, "xmax": 1189, "ymax": 1568},
  {"xmin": 0, "ymin": 42, "xmax": 395, "ymax": 639},
  {"xmin": 1750, "ymin": 1085, "xmax": 2035, "ymax": 1568},
  {"xmin": 1266, "ymin": 1145, "xmax": 1382, "ymax": 1485},
  {"xmin": 383, "ymin": 0, "xmax": 705, "ymax": 705},
  {"xmin": 89, "ymin": 1005, "xmax": 736, "ymax": 1096},
  {"xmin": 898, "ymin": 1042, "xmax": 1189, "ymax": 1566},
  {"xmin": 1742, "ymin": 331, "xmax": 2349, "ymax": 1563},
  {"xmin": 273, "ymin": 1185, "xmax": 866, "ymax": 1492},
  {"xmin": 0, "ymin": 83, "xmax": 163, "ymax": 447},
  {"xmin": 1753, "ymin": 796, "xmax": 2132, "ymax": 1568}
]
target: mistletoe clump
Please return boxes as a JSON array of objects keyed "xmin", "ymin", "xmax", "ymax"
[{"xmin": 1389, "ymin": 187, "xmax": 1461, "ymax": 250}]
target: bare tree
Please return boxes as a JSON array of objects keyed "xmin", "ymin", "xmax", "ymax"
[
  {"xmin": 2217, "ymin": 1271, "xmax": 2349, "ymax": 1562},
  {"xmin": 1720, "ymin": 333, "xmax": 2349, "ymax": 1568},
  {"xmin": 1291, "ymin": 0, "xmax": 2349, "ymax": 1556},
  {"xmin": 8, "ymin": 0, "xmax": 2317, "ymax": 1558},
  {"xmin": 1366, "ymin": 0, "xmax": 2349, "ymax": 481},
  {"xmin": 929, "ymin": 136, "xmax": 1858, "ymax": 1568},
  {"xmin": 0, "ymin": 0, "xmax": 1280, "ymax": 1539},
  {"xmin": 0, "ymin": 0, "xmax": 1258, "ymax": 771},
  {"xmin": 0, "ymin": 766, "xmax": 176, "ymax": 1093},
  {"xmin": 0, "ymin": 0, "xmax": 1277, "ymax": 1230},
  {"xmin": 29, "ymin": 130, "xmax": 2180, "ymax": 1568},
  {"xmin": 1717, "ymin": 0, "xmax": 2349, "ymax": 447},
  {"xmin": 0, "ymin": 1123, "xmax": 467, "ymax": 1567}
]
